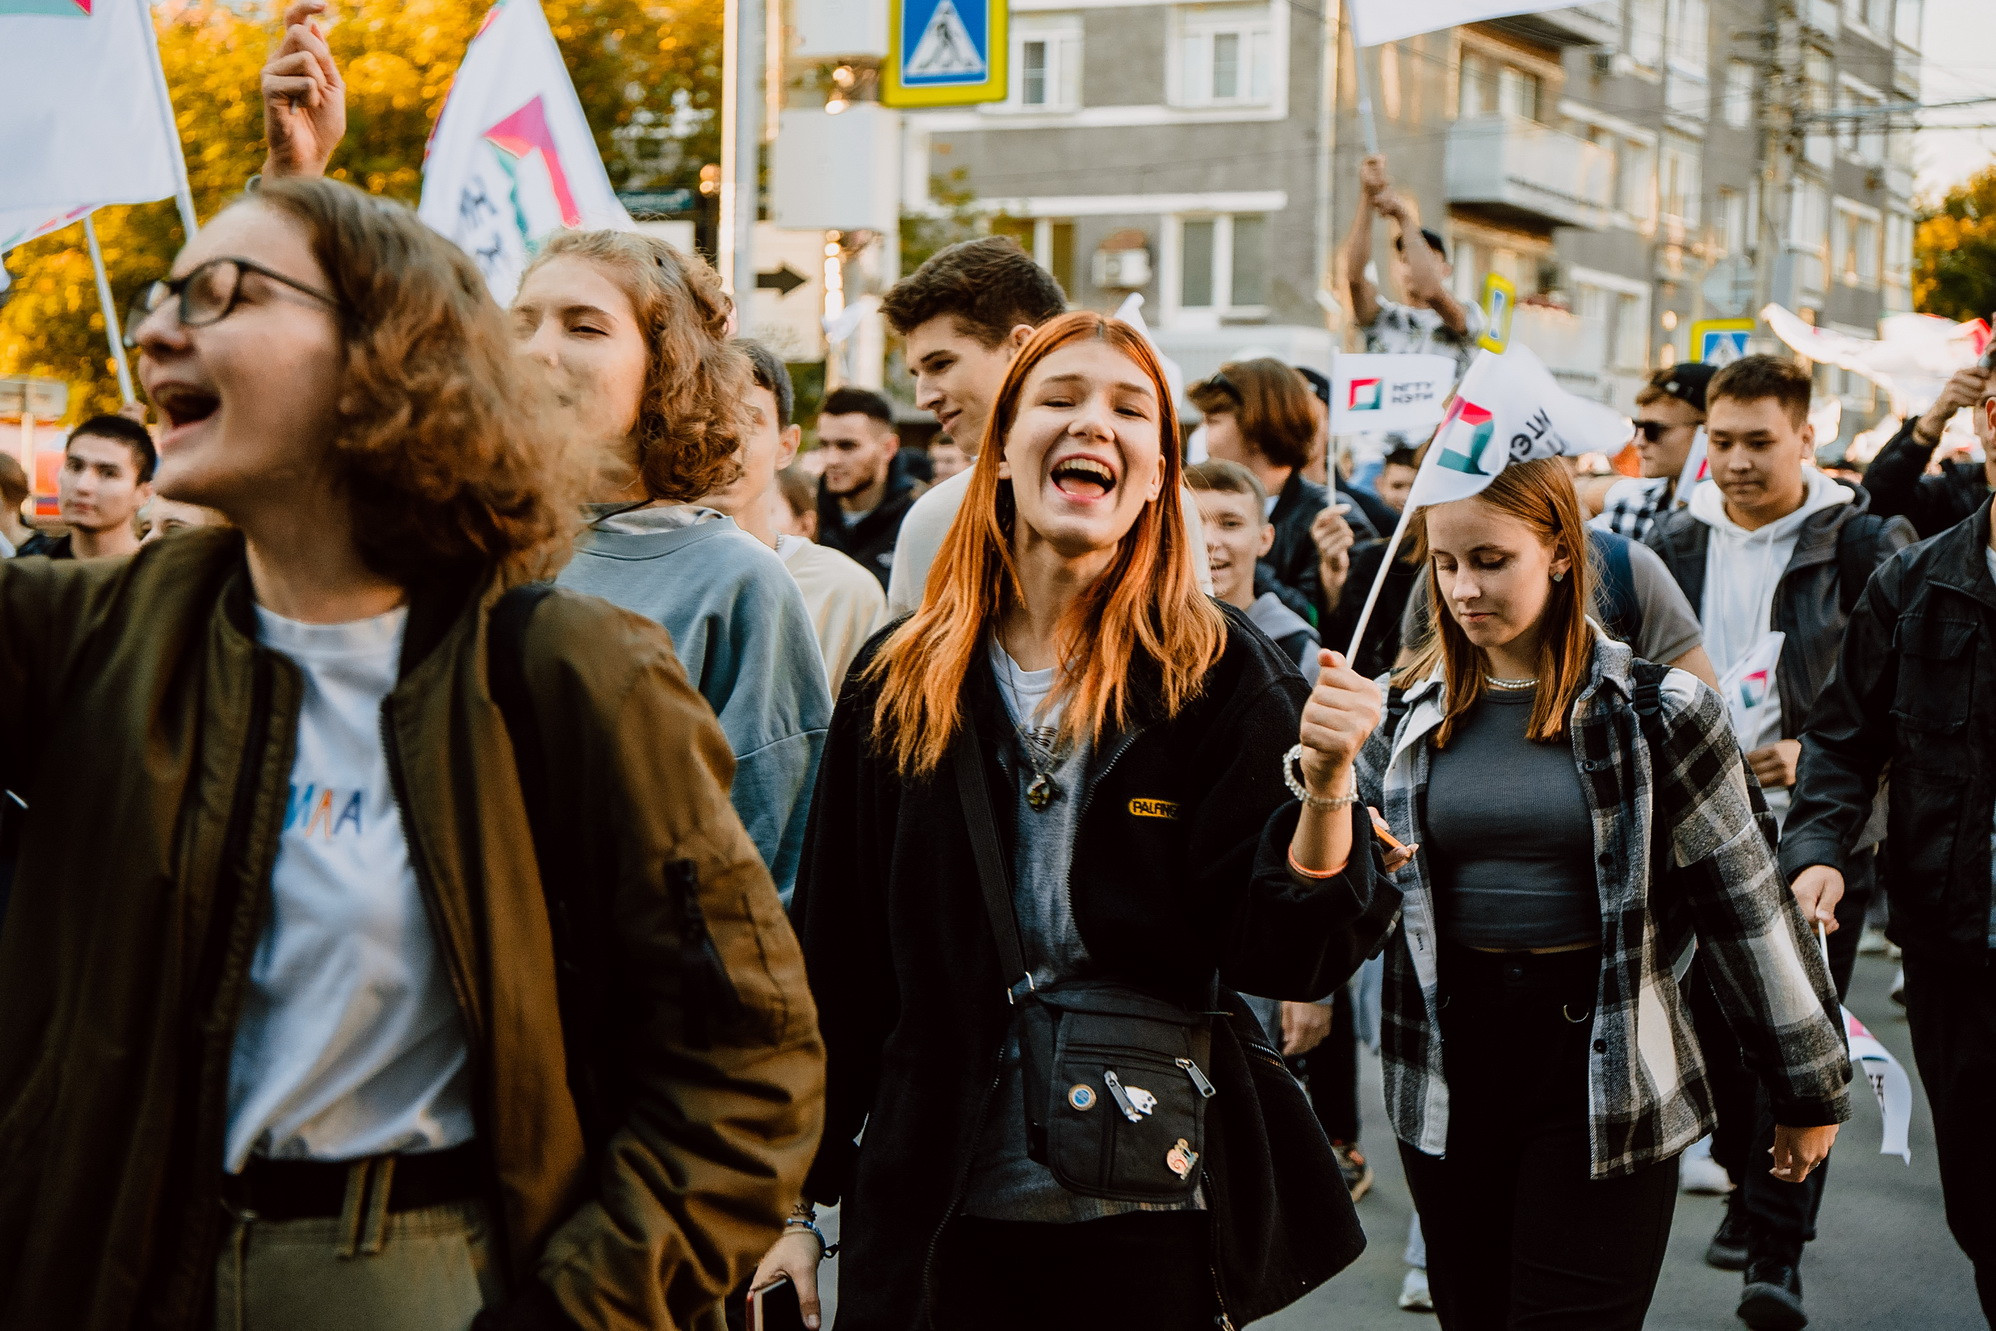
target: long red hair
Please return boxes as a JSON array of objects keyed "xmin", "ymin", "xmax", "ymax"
[{"xmin": 864, "ymin": 311, "xmax": 1226, "ymax": 777}]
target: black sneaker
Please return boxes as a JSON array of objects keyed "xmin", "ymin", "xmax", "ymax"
[
  {"xmin": 1738, "ymin": 1259, "xmax": 1807, "ymax": 1330},
  {"xmin": 1706, "ymin": 1194, "xmax": 1750, "ymax": 1271}
]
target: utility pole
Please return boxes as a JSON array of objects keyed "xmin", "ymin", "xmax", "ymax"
[
  {"xmin": 1755, "ymin": 0, "xmax": 1802, "ymax": 323},
  {"xmin": 718, "ymin": 0, "xmax": 765, "ymax": 299}
]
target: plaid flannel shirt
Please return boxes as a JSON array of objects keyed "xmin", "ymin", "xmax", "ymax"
[
  {"xmin": 1357, "ymin": 635, "xmax": 1852, "ymax": 1179},
  {"xmin": 1589, "ymin": 475, "xmax": 1671, "ymax": 541}
]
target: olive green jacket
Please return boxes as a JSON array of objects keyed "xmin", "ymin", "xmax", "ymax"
[{"xmin": 0, "ymin": 528, "xmax": 825, "ymax": 1330}]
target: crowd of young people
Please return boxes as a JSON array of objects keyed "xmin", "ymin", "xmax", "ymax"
[{"xmin": 0, "ymin": 14, "xmax": 1992, "ymax": 1330}]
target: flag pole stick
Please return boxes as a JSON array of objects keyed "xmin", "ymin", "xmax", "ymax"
[
  {"xmin": 1345, "ymin": 0, "xmax": 1381, "ymax": 155},
  {"xmin": 84, "ymin": 216, "xmax": 137, "ymax": 405},
  {"xmin": 1343, "ymin": 491, "xmax": 1415, "ymax": 661},
  {"xmin": 136, "ymin": 0, "xmax": 199, "ymax": 241}
]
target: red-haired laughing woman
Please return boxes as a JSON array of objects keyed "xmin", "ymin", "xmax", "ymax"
[{"xmin": 751, "ymin": 311, "xmax": 1407, "ymax": 1330}]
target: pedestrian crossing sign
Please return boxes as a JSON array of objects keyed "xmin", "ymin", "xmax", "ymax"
[
  {"xmin": 1691, "ymin": 318, "xmax": 1755, "ymax": 366},
  {"xmin": 884, "ymin": 0, "xmax": 1007, "ymax": 106}
]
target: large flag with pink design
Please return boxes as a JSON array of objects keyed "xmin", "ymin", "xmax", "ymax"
[
  {"xmin": 0, "ymin": 0, "xmax": 184, "ymax": 253},
  {"xmin": 418, "ymin": 0, "xmax": 632, "ymax": 301},
  {"xmin": 1403, "ymin": 343, "xmax": 1633, "ymax": 511}
]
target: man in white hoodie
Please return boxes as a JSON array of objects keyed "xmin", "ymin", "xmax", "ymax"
[{"xmin": 1645, "ymin": 354, "xmax": 1915, "ymax": 1331}]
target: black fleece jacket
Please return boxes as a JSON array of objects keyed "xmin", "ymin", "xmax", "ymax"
[
  {"xmin": 1859, "ymin": 416, "xmax": 1990, "ymax": 540},
  {"xmin": 790, "ymin": 605, "xmax": 1398, "ymax": 1329}
]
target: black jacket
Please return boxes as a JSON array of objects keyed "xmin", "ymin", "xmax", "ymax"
[
  {"xmin": 1784, "ymin": 501, "xmax": 1996, "ymax": 951},
  {"xmin": 1340, "ymin": 484, "xmax": 1399, "ymax": 544},
  {"xmin": 817, "ymin": 474, "xmax": 919, "ymax": 588},
  {"xmin": 1644, "ymin": 493, "xmax": 1914, "ymax": 740},
  {"xmin": 1260, "ymin": 470, "xmax": 1379, "ymax": 628},
  {"xmin": 791, "ymin": 608, "xmax": 1398, "ymax": 1329},
  {"xmin": 1859, "ymin": 416, "xmax": 1990, "ymax": 540}
]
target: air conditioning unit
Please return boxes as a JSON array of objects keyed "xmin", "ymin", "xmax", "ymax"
[
  {"xmin": 1590, "ymin": 50, "xmax": 1632, "ymax": 78},
  {"xmin": 1092, "ymin": 245, "xmax": 1153, "ymax": 291}
]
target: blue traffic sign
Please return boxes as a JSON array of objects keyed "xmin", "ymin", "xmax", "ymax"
[{"xmin": 885, "ymin": 0, "xmax": 1006, "ymax": 106}]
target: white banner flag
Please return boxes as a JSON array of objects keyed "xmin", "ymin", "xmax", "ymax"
[
  {"xmin": 1844, "ymin": 1008, "xmax": 1914, "ymax": 1163},
  {"xmin": 1405, "ymin": 343, "xmax": 1633, "ymax": 510},
  {"xmin": 1763, "ymin": 304, "xmax": 1992, "ymax": 419},
  {"xmin": 0, "ymin": 0, "xmax": 184, "ymax": 253},
  {"xmin": 1346, "ymin": 0, "xmax": 1590, "ymax": 48},
  {"xmin": 1329, "ymin": 353, "xmax": 1458, "ymax": 436},
  {"xmin": 418, "ymin": 0, "xmax": 633, "ymax": 302}
]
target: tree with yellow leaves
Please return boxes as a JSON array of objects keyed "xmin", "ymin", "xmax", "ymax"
[
  {"xmin": 1914, "ymin": 164, "xmax": 1996, "ymax": 327},
  {"xmin": 0, "ymin": 0, "xmax": 721, "ymax": 418}
]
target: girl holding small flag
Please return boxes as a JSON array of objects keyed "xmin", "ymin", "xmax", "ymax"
[{"xmin": 1357, "ymin": 456, "xmax": 1850, "ymax": 1330}]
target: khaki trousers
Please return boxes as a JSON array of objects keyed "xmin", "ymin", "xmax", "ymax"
[{"xmin": 213, "ymin": 1157, "xmax": 504, "ymax": 1331}]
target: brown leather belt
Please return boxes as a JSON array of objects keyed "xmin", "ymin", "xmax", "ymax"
[{"xmin": 222, "ymin": 1142, "xmax": 482, "ymax": 1222}]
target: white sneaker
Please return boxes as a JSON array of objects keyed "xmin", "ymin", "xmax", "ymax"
[
  {"xmin": 1679, "ymin": 1134, "xmax": 1734, "ymax": 1195},
  {"xmin": 1398, "ymin": 1268, "xmax": 1434, "ymax": 1313},
  {"xmin": 1858, "ymin": 925, "xmax": 1889, "ymax": 955}
]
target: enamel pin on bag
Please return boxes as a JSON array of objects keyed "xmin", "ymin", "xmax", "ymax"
[{"xmin": 952, "ymin": 736, "xmax": 1217, "ymax": 1203}]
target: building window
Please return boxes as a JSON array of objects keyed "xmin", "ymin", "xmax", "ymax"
[
  {"xmin": 1460, "ymin": 49, "xmax": 1543, "ymax": 120},
  {"xmin": 1723, "ymin": 60, "xmax": 1755, "ymax": 128},
  {"xmin": 1789, "ymin": 182, "xmax": 1831, "ymax": 297},
  {"xmin": 1803, "ymin": 49, "xmax": 1834, "ymax": 169},
  {"xmin": 1012, "ymin": 17, "xmax": 1081, "ymax": 110},
  {"xmin": 1884, "ymin": 210, "xmax": 1914, "ymax": 309},
  {"xmin": 1894, "ymin": 0, "xmax": 1922, "ymax": 48},
  {"xmin": 1844, "ymin": 0, "xmax": 1891, "ymax": 36},
  {"xmin": 1659, "ymin": 137, "xmax": 1701, "ymax": 230},
  {"xmin": 1716, "ymin": 186, "xmax": 1747, "ymax": 254},
  {"xmin": 993, "ymin": 216, "xmax": 1078, "ymax": 296},
  {"xmin": 1173, "ymin": 5, "xmax": 1274, "ymax": 108},
  {"xmin": 1837, "ymin": 77, "xmax": 1885, "ymax": 164},
  {"xmin": 1175, "ymin": 213, "xmax": 1269, "ymax": 315},
  {"xmin": 1833, "ymin": 202, "xmax": 1881, "ymax": 287},
  {"xmin": 1670, "ymin": 0, "xmax": 1709, "ymax": 71},
  {"xmin": 1576, "ymin": 277, "xmax": 1651, "ymax": 372},
  {"xmin": 1629, "ymin": 0, "xmax": 1666, "ymax": 69}
]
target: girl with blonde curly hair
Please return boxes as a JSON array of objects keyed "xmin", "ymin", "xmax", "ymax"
[
  {"xmin": 0, "ymin": 177, "xmax": 823, "ymax": 1330},
  {"xmin": 515, "ymin": 231, "xmax": 832, "ymax": 905}
]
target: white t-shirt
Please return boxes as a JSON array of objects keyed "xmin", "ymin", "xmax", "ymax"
[
  {"xmin": 225, "ymin": 604, "xmax": 474, "ymax": 1171},
  {"xmin": 778, "ymin": 534, "xmax": 888, "ymax": 690}
]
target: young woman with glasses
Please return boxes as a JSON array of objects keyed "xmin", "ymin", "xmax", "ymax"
[
  {"xmin": 1358, "ymin": 457, "xmax": 1850, "ymax": 1329},
  {"xmin": 750, "ymin": 311, "xmax": 1408, "ymax": 1330},
  {"xmin": 0, "ymin": 177, "xmax": 824, "ymax": 1330}
]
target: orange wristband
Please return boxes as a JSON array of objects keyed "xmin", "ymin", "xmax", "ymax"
[{"xmin": 1288, "ymin": 846, "xmax": 1349, "ymax": 880}]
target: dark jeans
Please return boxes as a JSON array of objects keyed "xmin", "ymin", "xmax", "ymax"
[
  {"xmin": 930, "ymin": 1211, "xmax": 1215, "ymax": 1330},
  {"xmin": 1289, "ymin": 982, "xmax": 1361, "ymax": 1145},
  {"xmin": 1691, "ymin": 856, "xmax": 1871, "ymax": 1266},
  {"xmin": 1901, "ymin": 943, "xmax": 1996, "ymax": 1322},
  {"xmin": 1400, "ymin": 944, "xmax": 1679, "ymax": 1330}
]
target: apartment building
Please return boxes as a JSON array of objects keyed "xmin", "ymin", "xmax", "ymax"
[{"xmin": 898, "ymin": 0, "xmax": 1924, "ymax": 432}]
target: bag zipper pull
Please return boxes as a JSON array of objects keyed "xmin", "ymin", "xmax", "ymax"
[
  {"xmin": 1176, "ymin": 1057, "xmax": 1217, "ymax": 1099},
  {"xmin": 1102, "ymin": 1069, "xmax": 1144, "ymax": 1123}
]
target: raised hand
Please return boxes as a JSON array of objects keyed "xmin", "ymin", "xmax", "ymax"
[
  {"xmin": 262, "ymin": 0, "xmax": 346, "ymax": 180},
  {"xmin": 1297, "ymin": 649, "xmax": 1382, "ymax": 794}
]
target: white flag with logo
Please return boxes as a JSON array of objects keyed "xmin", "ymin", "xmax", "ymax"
[
  {"xmin": 418, "ymin": 0, "xmax": 632, "ymax": 302},
  {"xmin": 1763, "ymin": 303, "xmax": 1992, "ymax": 418},
  {"xmin": 0, "ymin": 0, "xmax": 183, "ymax": 254},
  {"xmin": 1346, "ymin": 0, "xmax": 1591, "ymax": 47},
  {"xmin": 1329, "ymin": 353, "xmax": 1457, "ymax": 436},
  {"xmin": 1405, "ymin": 343, "xmax": 1633, "ymax": 510},
  {"xmin": 1843, "ymin": 1007, "xmax": 1914, "ymax": 1163}
]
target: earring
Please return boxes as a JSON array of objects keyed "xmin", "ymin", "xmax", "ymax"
[{"xmin": 1552, "ymin": 570, "xmax": 1566, "ymax": 583}]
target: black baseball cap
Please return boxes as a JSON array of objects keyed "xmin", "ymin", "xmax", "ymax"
[
  {"xmin": 1649, "ymin": 362, "xmax": 1717, "ymax": 412},
  {"xmin": 1294, "ymin": 365, "xmax": 1332, "ymax": 406},
  {"xmin": 1391, "ymin": 227, "xmax": 1449, "ymax": 263}
]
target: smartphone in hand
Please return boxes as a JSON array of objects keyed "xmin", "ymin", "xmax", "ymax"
[{"xmin": 748, "ymin": 1277, "xmax": 809, "ymax": 1331}]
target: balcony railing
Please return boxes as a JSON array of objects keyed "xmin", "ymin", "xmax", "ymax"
[{"xmin": 1444, "ymin": 115, "xmax": 1616, "ymax": 231}]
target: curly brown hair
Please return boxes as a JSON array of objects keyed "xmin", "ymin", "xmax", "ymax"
[
  {"xmin": 250, "ymin": 177, "xmax": 586, "ymax": 584},
  {"xmin": 524, "ymin": 230, "xmax": 753, "ymax": 502}
]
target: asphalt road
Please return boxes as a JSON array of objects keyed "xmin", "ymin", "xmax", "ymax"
[
  {"xmin": 807, "ymin": 951, "xmax": 1981, "ymax": 1329},
  {"xmin": 1259, "ymin": 950, "xmax": 1984, "ymax": 1330}
]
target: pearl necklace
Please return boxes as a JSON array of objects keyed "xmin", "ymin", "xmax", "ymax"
[{"xmin": 1483, "ymin": 674, "xmax": 1540, "ymax": 691}]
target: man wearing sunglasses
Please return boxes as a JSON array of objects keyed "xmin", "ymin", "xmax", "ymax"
[{"xmin": 1591, "ymin": 362, "xmax": 1714, "ymax": 541}]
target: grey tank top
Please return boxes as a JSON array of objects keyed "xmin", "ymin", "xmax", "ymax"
[{"xmin": 1423, "ymin": 688, "xmax": 1600, "ymax": 951}]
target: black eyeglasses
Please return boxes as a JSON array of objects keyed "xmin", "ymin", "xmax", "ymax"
[
  {"xmin": 1633, "ymin": 420, "xmax": 1685, "ymax": 442},
  {"xmin": 124, "ymin": 257, "xmax": 340, "ymax": 348}
]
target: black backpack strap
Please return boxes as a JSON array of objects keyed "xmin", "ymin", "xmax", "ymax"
[
  {"xmin": 1383, "ymin": 684, "xmax": 1409, "ymax": 742},
  {"xmin": 1629, "ymin": 658, "xmax": 1669, "ymax": 752}
]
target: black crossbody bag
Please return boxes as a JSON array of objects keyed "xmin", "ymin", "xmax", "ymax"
[{"xmin": 951, "ymin": 734, "xmax": 1219, "ymax": 1203}]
